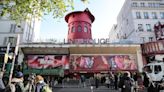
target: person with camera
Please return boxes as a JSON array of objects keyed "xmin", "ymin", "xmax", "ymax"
[
  {"xmin": 35, "ymin": 75, "xmax": 52, "ymax": 92},
  {"xmin": 5, "ymin": 71, "xmax": 30, "ymax": 92}
]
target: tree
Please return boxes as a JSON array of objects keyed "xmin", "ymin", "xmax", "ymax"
[{"xmin": 0, "ymin": 0, "xmax": 88, "ymax": 22}]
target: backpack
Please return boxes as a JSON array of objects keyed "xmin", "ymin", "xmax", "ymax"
[
  {"xmin": 41, "ymin": 85, "xmax": 52, "ymax": 92},
  {"xmin": 4, "ymin": 82, "xmax": 22, "ymax": 92},
  {"xmin": 4, "ymin": 83, "xmax": 16, "ymax": 92},
  {"xmin": 15, "ymin": 83, "xmax": 22, "ymax": 92}
]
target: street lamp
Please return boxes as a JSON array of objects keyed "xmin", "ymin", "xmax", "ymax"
[
  {"xmin": 8, "ymin": 34, "xmax": 20, "ymax": 84},
  {"xmin": 2, "ymin": 43, "xmax": 10, "ymax": 73}
]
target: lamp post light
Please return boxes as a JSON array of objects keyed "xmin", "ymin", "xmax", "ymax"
[
  {"xmin": 8, "ymin": 34, "xmax": 20, "ymax": 84},
  {"xmin": 2, "ymin": 43, "xmax": 10, "ymax": 72}
]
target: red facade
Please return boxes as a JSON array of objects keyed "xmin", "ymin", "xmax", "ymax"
[
  {"xmin": 65, "ymin": 8, "xmax": 95, "ymax": 43},
  {"xmin": 142, "ymin": 22, "xmax": 164, "ymax": 64}
]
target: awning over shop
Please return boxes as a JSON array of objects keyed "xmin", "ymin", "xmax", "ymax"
[
  {"xmin": 23, "ymin": 68, "xmax": 64, "ymax": 76},
  {"xmin": 20, "ymin": 43, "xmax": 141, "ymax": 55},
  {"xmin": 21, "ymin": 47, "xmax": 69, "ymax": 55},
  {"xmin": 69, "ymin": 46, "xmax": 139, "ymax": 54}
]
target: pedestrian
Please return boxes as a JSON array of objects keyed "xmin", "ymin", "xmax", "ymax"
[
  {"xmin": 35, "ymin": 75, "xmax": 52, "ymax": 92},
  {"xmin": 0, "ymin": 71, "xmax": 5, "ymax": 91},
  {"xmin": 118, "ymin": 72, "xmax": 134, "ymax": 92},
  {"xmin": 114, "ymin": 73, "xmax": 118, "ymax": 90},
  {"xmin": 133, "ymin": 72, "xmax": 138, "ymax": 92},
  {"xmin": 143, "ymin": 72, "xmax": 150, "ymax": 92},
  {"xmin": 80, "ymin": 75, "xmax": 86, "ymax": 87},
  {"xmin": 105, "ymin": 76, "xmax": 110, "ymax": 88},
  {"xmin": 5, "ymin": 71, "xmax": 30, "ymax": 92},
  {"xmin": 95, "ymin": 75, "xmax": 99, "ymax": 88}
]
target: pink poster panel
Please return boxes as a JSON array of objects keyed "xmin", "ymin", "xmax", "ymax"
[
  {"xmin": 70, "ymin": 55, "xmax": 137, "ymax": 71},
  {"xmin": 70, "ymin": 55, "xmax": 110, "ymax": 71},
  {"xmin": 108, "ymin": 55, "xmax": 137, "ymax": 70},
  {"xmin": 27, "ymin": 55, "xmax": 69, "ymax": 69}
]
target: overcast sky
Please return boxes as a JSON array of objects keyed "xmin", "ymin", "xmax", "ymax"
[{"xmin": 39, "ymin": 0, "xmax": 125, "ymax": 41}]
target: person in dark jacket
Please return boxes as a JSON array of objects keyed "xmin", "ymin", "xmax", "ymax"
[
  {"xmin": 114, "ymin": 73, "xmax": 118, "ymax": 90},
  {"xmin": 35, "ymin": 75, "xmax": 46, "ymax": 92},
  {"xmin": 95, "ymin": 75, "xmax": 99, "ymax": 89},
  {"xmin": 9, "ymin": 72, "xmax": 30, "ymax": 92},
  {"xmin": 0, "ymin": 71, "xmax": 5, "ymax": 91},
  {"xmin": 133, "ymin": 72, "xmax": 138, "ymax": 92},
  {"xmin": 143, "ymin": 72, "xmax": 149, "ymax": 88},
  {"xmin": 118, "ymin": 72, "xmax": 133, "ymax": 92}
]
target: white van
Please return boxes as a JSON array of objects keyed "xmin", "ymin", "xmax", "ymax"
[{"xmin": 143, "ymin": 62, "xmax": 164, "ymax": 82}]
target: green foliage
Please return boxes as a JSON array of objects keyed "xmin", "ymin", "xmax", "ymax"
[{"xmin": 0, "ymin": 0, "xmax": 88, "ymax": 22}]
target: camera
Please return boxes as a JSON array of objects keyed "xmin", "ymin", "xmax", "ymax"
[{"xmin": 28, "ymin": 73, "xmax": 36, "ymax": 81}]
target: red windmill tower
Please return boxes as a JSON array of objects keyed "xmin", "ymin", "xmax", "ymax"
[{"xmin": 65, "ymin": 8, "xmax": 95, "ymax": 43}]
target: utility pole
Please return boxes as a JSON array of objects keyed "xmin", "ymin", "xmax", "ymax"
[
  {"xmin": 2, "ymin": 43, "xmax": 10, "ymax": 72},
  {"xmin": 8, "ymin": 34, "xmax": 20, "ymax": 84},
  {"xmin": 0, "ymin": 43, "xmax": 10, "ymax": 79}
]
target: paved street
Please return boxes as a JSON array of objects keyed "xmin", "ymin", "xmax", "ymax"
[{"xmin": 53, "ymin": 87, "xmax": 119, "ymax": 92}]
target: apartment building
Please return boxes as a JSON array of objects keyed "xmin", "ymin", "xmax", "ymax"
[
  {"xmin": 0, "ymin": 5, "xmax": 40, "ymax": 46},
  {"xmin": 109, "ymin": 0, "xmax": 164, "ymax": 43}
]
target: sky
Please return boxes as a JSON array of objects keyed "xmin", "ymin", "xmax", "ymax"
[{"xmin": 39, "ymin": 0, "xmax": 125, "ymax": 41}]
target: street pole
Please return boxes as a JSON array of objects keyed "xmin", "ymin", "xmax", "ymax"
[
  {"xmin": 2, "ymin": 43, "xmax": 10, "ymax": 73},
  {"xmin": 8, "ymin": 34, "xmax": 20, "ymax": 84}
]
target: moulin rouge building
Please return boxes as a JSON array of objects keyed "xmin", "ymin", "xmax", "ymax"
[{"xmin": 17, "ymin": 9, "xmax": 142, "ymax": 77}]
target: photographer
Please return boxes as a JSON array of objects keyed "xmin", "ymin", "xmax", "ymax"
[
  {"xmin": 5, "ymin": 72, "xmax": 30, "ymax": 92},
  {"xmin": 28, "ymin": 73, "xmax": 36, "ymax": 92}
]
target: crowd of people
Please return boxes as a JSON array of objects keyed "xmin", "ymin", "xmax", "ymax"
[
  {"xmin": 0, "ymin": 71, "xmax": 163, "ymax": 92},
  {"xmin": 0, "ymin": 71, "xmax": 52, "ymax": 92},
  {"xmin": 78, "ymin": 71, "xmax": 164, "ymax": 92}
]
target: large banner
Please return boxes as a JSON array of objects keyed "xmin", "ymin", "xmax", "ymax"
[
  {"xmin": 27, "ymin": 55, "xmax": 69, "ymax": 69},
  {"xmin": 70, "ymin": 55, "xmax": 137, "ymax": 71}
]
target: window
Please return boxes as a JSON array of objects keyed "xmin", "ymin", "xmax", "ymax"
[
  {"xmin": 84, "ymin": 26, "xmax": 88, "ymax": 32},
  {"xmin": 152, "ymin": 3, "xmax": 156, "ymax": 7},
  {"xmin": 158, "ymin": 42, "xmax": 164, "ymax": 51},
  {"xmin": 149, "ymin": 37, "xmax": 153, "ymax": 42},
  {"xmin": 152, "ymin": 12, "xmax": 157, "ymax": 19},
  {"xmin": 141, "ymin": 37, "xmax": 145, "ymax": 43},
  {"xmin": 8, "ymin": 37, "xmax": 16, "ymax": 45},
  {"xmin": 77, "ymin": 25, "xmax": 82, "ymax": 32},
  {"xmin": 138, "ymin": 24, "xmax": 143, "ymax": 31},
  {"xmin": 3, "ymin": 37, "xmax": 7, "ymax": 45},
  {"xmin": 10, "ymin": 24, "xmax": 16, "ymax": 33},
  {"xmin": 146, "ymin": 24, "xmax": 151, "ymax": 31},
  {"xmin": 132, "ymin": 2, "xmax": 138, "ymax": 7},
  {"xmin": 126, "ymin": 19, "xmax": 128, "ymax": 25},
  {"xmin": 71, "ymin": 26, "xmax": 75, "ymax": 32},
  {"xmin": 144, "ymin": 66, "xmax": 152, "ymax": 73},
  {"xmin": 140, "ymin": 3, "xmax": 145, "ymax": 7},
  {"xmin": 155, "ymin": 3, "xmax": 160, "ymax": 8},
  {"xmin": 154, "ymin": 65, "xmax": 162, "ymax": 74},
  {"xmin": 148, "ymin": 3, "xmax": 152, "ymax": 7},
  {"xmin": 160, "ymin": 12, "xmax": 164, "ymax": 19},
  {"xmin": 136, "ymin": 12, "xmax": 141, "ymax": 19},
  {"xmin": 144, "ymin": 12, "xmax": 149, "ymax": 19}
]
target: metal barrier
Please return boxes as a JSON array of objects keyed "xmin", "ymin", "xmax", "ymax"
[
  {"xmin": 62, "ymin": 79, "xmax": 81, "ymax": 88},
  {"xmin": 59, "ymin": 79, "xmax": 115, "ymax": 88}
]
